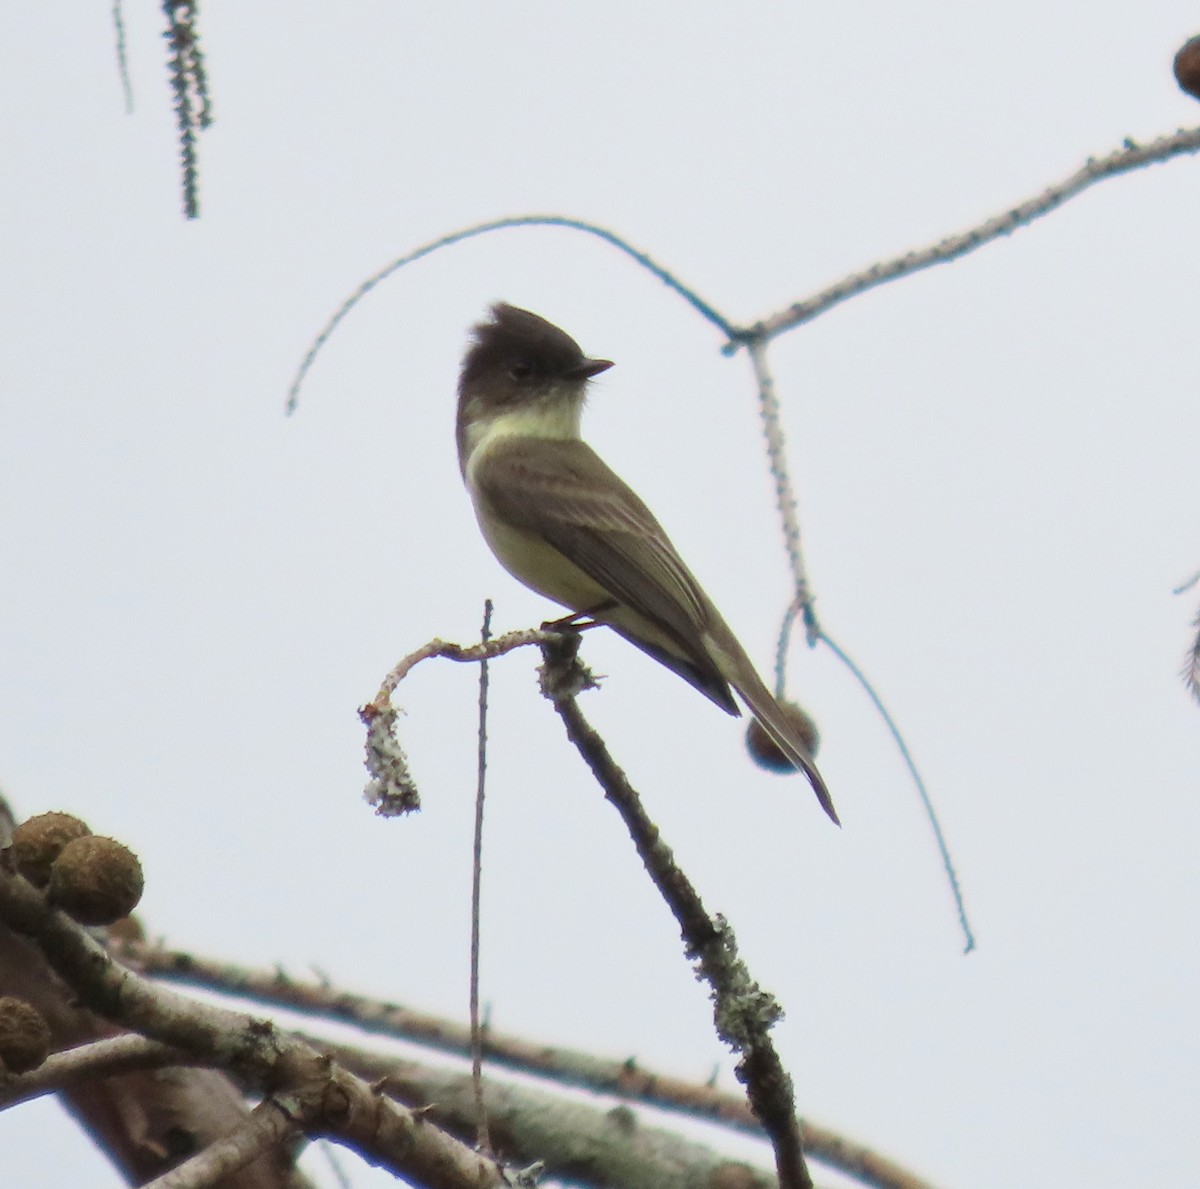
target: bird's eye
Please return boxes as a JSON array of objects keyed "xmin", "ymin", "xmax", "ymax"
[{"xmin": 509, "ymin": 361, "xmax": 533, "ymax": 380}]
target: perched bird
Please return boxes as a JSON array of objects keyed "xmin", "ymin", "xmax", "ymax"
[{"xmin": 456, "ymin": 303, "xmax": 837, "ymax": 824}]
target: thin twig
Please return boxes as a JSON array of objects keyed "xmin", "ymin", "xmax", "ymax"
[
  {"xmin": 470, "ymin": 600, "xmax": 493, "ymax": 1154},
  {"xmin": 820, "ymin": 631, "xmax": 975, "ymax": 954},
  {"xmin": 739, "ymin": 126, "xmax": 1200, "ymax": 345},
  {"xmin": 370, "ymin": 626, "xmax": 563, "ymax": 706},
  {"xmin": 285, "ymin": 216, "xmax": 733, "ymax": 414},
  {"xmin": 746, "ymin": 340, "xmax": 819, "ymax": 683},
  {"xmin": 537, "ymin": 634, "xmax": 813, "ymax": 1189},
  {"xmin": 112, "ymin": 0, "xmax": 134, "ymax": 113},
  {"xmin": 1182, "ymin": 607, "xmax": 1200, "ymax": 704},
  {"xmin": 1171, "ymin": 571, "xmax": 1200, "ymax": 703},
  {"xmin": 755, "ymin": 340, "xmax": 974, "ymax": 951},
  {"xmin": 1171, "ymin": 568, "xmax": 1200, "ymax": 596},
  {"xmin": 160, "ymin": 0, "xmax": 212, "ymax": 219},
  {"xmin": 360, "ymin": 626, "xmax": 563, "ymax": 815},
  {"xmin": 359, "ymin": 623, "xmax": 544, "ymax": 814}
]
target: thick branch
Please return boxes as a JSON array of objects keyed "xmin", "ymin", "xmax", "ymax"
[
  {"xmin": 147, "ymin": 1100, "xmax": 300, "ymax": 1189},
  {"xmin": 0, "ymin": 867, "xmax": 507, "ymax": 1189},
  {"xmin": 324, "ymin": 1039, "xmax": 780, "ymax": 1189},
  {"xmin": 114, "ymin": 940, "xmax": 936, "ymax": 1189}
]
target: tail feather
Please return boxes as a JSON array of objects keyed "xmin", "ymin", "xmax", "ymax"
[
  {"xmin": 618, "ymin": 614, "xmax": 839, "ymax": 824},
  {"xmin": 735, "ymin": 678, "xmax": 840, "ymax": 826}
]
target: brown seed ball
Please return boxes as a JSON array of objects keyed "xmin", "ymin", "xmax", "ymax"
[
  {"xmin": 1175, "ymin": 35, "xmax": 1200, "ymax": 100},
  {"xmin": 745, "ymin": 701, "xmax": 821, "ymax": 773},
  {"xmin": 0, "ymin": 997, "xmax": 52, "ymax": 1074},
  {"xmin": 47, "ymin": 836, "xmax": 144, "ymax": 926},
  {"xmin": 9, "ymin": 812, "xmax": 92, "ymax": 887}
]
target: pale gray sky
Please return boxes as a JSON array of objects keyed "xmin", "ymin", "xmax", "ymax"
[{"xmin": 2, "ymin": 4, "xmax": 1199, "ymax": 1186}]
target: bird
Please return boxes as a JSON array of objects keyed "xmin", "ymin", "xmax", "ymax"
[{"xmin": 455, "ymin": 303, "xmax": 837, "ymax": 824}]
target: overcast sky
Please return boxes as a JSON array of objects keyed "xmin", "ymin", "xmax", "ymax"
[{"xmin": 3, "ymin": 4, "xmax": 1199, "ymax": 1187}]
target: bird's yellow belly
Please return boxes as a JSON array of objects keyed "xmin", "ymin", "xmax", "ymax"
[
  {"xmin": 472, "ymin": 502, "xmax": 683, "ymax": 656},
  {"xmin": 476, "ymin": 507, "xmax": 609, "ymax": 613}
]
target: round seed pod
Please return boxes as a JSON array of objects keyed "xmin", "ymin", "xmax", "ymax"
[
  {"xmin": 0, "ymin": 997, "xmax": 52, "ymax": 1074},
  {"xmin": 10, "ymin": 812, "xmax": 92, "ymax": 888},
  {"xmin": 745, "ymin": 701, "xmax": 821, "ymax": 773},
  {"xmin": 1174, "ymin": 35, "xmax": 1200, "ymax": 100},
  {"xmin": 47, "ymin": 836, "xmax": 144, "ymax": 926}
]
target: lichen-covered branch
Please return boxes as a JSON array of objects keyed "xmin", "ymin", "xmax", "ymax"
[{"xmin": 538, "ymin": 633, "xmax": 814, "ymax": 1189}]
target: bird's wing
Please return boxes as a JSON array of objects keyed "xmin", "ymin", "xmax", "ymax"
[{"xmin": 474, "ymin": 436, "xmax": 736, "ymax": 709}]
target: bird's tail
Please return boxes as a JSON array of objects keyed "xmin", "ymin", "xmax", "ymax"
[
  {"xmin": 739, "ymin": 676, "xmax": 839, "ymax": 824},
  {"xmin": 707, "ymin": 630, "xmax": 839, "ymax": 825}
]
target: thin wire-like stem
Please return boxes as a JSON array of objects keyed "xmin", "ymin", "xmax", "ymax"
[
  {"xmin": 287, "ymin": 127, "xmax": 1200, "ymax": 413},
  {"xmin": 819, "ymin": 630, "xmax": 975, "ymax": 954},
  {"xmin": 755, "ymin": 346, "xmax": 975, "ymax": 951},
  {"xmin": 112, "ymin": 1, "xmax": 134, "ymax": 112},
  {"xmin": 469, "ymin": 600, "xmax": 493, "ymax": 1154},
  {"xmin": 286, "ymin": 215, "xmax": 733, "ymax": 414},
  {"xmin": 1172, "ymin": 568, "xmax": 1200, "ymax": 596}
]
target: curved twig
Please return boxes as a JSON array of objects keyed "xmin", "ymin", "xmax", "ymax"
[
  {"xmin": 285, "ymin": 215, "xmax": 734, "ymax": 413},
  {"xmin": 819, "ymin": 630, "xmax": 975, "ymax": 953}
]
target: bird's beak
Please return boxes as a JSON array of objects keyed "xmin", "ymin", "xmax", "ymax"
[{"xmin": 564, "ymin": 357, "xmax": 614, "ymax": 381}]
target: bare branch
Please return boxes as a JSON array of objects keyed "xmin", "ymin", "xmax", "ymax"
[
  {"xmin": 145, "ymin": 1100, "xmax": 300, "ymax": 1189},
  {"xmin": 740, "ymin": 126, "xmax": 1200, "ymax": 345},
  {"xmin": 0, "ymin": 1035, "xmax": 192, "ymax": 1108},
  {"xmin": 160, "ymin": 0, "xmax": 212, "ymax": 219},
  {"xmin": 360, "ymin": 625, "xmax": 592, "ymax": 814},
  {"xmin": 368, "ymin": 626, "xmax": 560, "ymax": 706},
  {"xmin": 0, "ymin": 868, "xmax": 509, "ymax": 1189},
  {"xmin": 321, "ymin": 1038, "xmax": 781, "ymax": 1189},
  {"xmin": 0, "ymin": 901, "xmax": 311, "ymax": 1188},
  {"xmin": 537, "ymin": 633, "xmax": 813, "ymax": 1189},
  {"xmin": 117, "ymin": 940, "xmax": 938, "ymax": 1189},
  {"xmin": 746, "ymin": 340, "xmax": 819, "ymax": 668}
]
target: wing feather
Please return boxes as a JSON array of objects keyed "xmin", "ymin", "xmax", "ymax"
[{"xmin": 475, "ymin": 437, "xmax": 736, "ymax": 709}]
